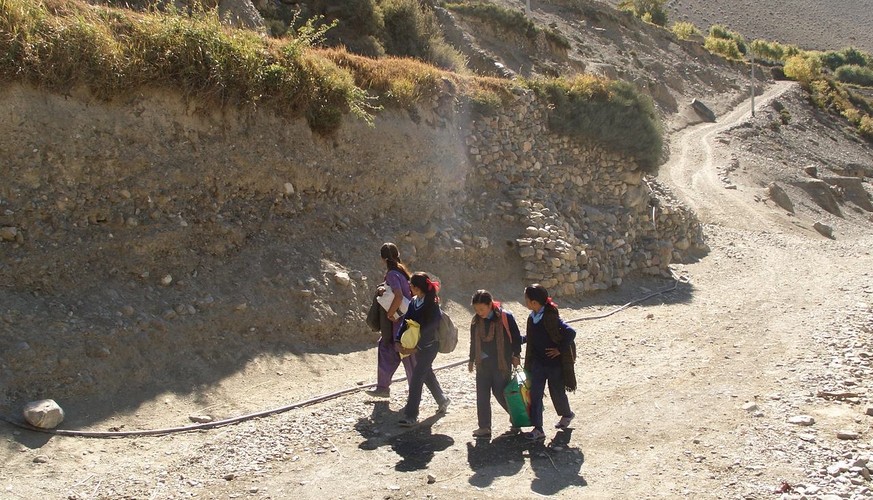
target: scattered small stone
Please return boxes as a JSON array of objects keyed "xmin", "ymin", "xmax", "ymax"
[
  {"xmin": 387, "ymin": 484, "xmax": 400, "ymax": 491},
  {"xmin": 788, "ymin": 415, "xmax": 815, "ymax": 426},
  {"xmin": 426, "ymin": 473, "xmax": 436, "ymax": 484},
  {"xmin": 813, "ymin": 221, "xmax": 833, "ymax": 238},
  {"xmin": 866, "ymin": 407, "xmax": 873, "ymax": 416},
  {"xmin": 189, "ymin": 415, "xmax": 213, "ymax": 424},
  {"xmin": 32, "ymin": 455, "xmax": 48, "ymax": 464},
  {"xmin": 223, "ymin": 474, "xmax": 235, "ymax": 481},
  {"xmin": 798, "ymin": 434, "xmax": 816, "ymax": 442},
  {"xmin": 160, "ymin": 274, "xmax": 173, "ymax": 286},
  {"xmin": 742, "ymin": 402, "xmax": 759, "ymax": 412},
  {"xmin": 0, "ymin": 226, "xmax": 18, "ymax": 241},
  {"xmin": 333, "ymin": 272, "xmax": 351, "ymax": 286},
  {"xmin": 837, "ymin": 430, "xmax": 860, "ymax": 440}
]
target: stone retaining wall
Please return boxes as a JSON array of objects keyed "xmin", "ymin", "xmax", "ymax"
[{"xmin": 462, "ymin": 90, "xmax": 706, "ymax": 296}]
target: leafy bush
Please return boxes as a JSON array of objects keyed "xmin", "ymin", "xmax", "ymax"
[
  {"xmin": 445, "ymin": 2, "xmax": 569, "ymax": 50},
  {"xmin": 704, "ymin": 36, "xmax": 742, "ymax": 60},
  {"xmin": 803, "ymin": 76, "xmax": 873, "ymax": 142},
  {"xmin": 618, "ymin": 0, "xmax": 667, "ymax": 26},
  {"xmin": 671, "ymin": 21, "xmax": 699, "ymax": 41},
  {"xmin": 445, "ymin": 2, "xmax": 537, "ymax": 39},
  {"xmin": 859, "ymin": 114, "xmax": 873, "ymax": 140},
  {"xmin": 381, "ymin": 0, "xmax": 465, "ymax": 71},
  {"xmin": 525, "ymin": 75, "xmax": 663, "ymax": 171},
  {"xmin": 707, "ymin": 24, "xmax": 746, "ymax": 54},
  {"xmin": 783, "ymin": 54, "xmax": 822, "ymax": 85},
  {"xmin": 819, "ymin": 46, "xmax": 871, "ymax": 71},
  {"xmin": 835, "ymin": 64, "xmax": 873, "ymax": 87},
  {"xmin": 748, "ymin": 39, "xmax": 800, "ymax": 63}
]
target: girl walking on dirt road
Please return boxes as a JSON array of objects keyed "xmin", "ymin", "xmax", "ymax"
[
  {"xmin": 397, "ymin": 272, "xmax": 450, "ymax": 426},
  {"xmin": 366, "ymin": 243, "xmax": 416, "ymax": 398},
  {"xmin": 523, "ymin": 284, "xmax": 577, "ymax": 441},
  {"xmin": 468, "ymin": 290, "xmax": 523, "ymax": 438}
]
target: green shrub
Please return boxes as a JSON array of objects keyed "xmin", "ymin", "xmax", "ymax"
[
  {"xmin": 671, "ymin": 21, "xmax": 699, "ymax": 41},
  {"xmin": 0, "ymin": 0, "xmax": 375, "ymax": 133},
  {"xmin": 618, "ymin": 0, "xmax": 667, "ymax": 26},
  {"xmin": 381, "ymin": 0, "xmax": 465, "ymax": 71},
  {"xmin": 835, "ymin": 64, "xmax": 873, "ymax": 87},
  {"xmin": 468, "ymin": 87, "xmax": 503, "ymax": 116},
  {"xmin": 859, "ymin": 114, "xmax": 873, "ymax": 140},
  {"xmin": 445, "ymin": 2, "xmax": 569, "ymax": 51},
  {"xmin": 707, "ymin": 24, "xmax": 745, "ymax": 54},
  {"xmin": 749, "ymin": 39, "xmax": 796, "ymax": 63},
  {"xmin": 803, "ymin": 76, "xmax": 873, "ymax": 142},
  {"xmin": 525, "ymin": 75, "xmax": 663, "ymax": 171},
  {"xmin": 819, "ymin": 46, "xmax": 871, "ymax": 71},
  {"xmin": 445, "ymin": 2, "xmax": 537, "ymax": 39},
  {"xmin": 704, "ymin": 36, "xmax": 742, "ymax": 60},
  {"xmin": 783, "ymin": 54, "xmax": 822, "ymax": 85}
]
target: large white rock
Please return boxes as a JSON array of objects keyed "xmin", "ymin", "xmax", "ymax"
[{"xmin": 23, "ymin": 399, "xmax": 65, "ymax": 429}]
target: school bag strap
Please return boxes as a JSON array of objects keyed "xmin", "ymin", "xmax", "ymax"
[{"xmin": 499, "ymin": 308, "xmax": 513, "ymax": 341}]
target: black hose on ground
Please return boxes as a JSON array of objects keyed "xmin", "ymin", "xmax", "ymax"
[
  {"xmin": 0, "ymin": 359, "xmax": 470, "ymax": 438},
  {"xmin": 1, "ymin": 272, "xmax": 688, "ymax": 438},
  {"xmin": 565, "ymin": 270, "xmax": 689, "ymax": 324}
]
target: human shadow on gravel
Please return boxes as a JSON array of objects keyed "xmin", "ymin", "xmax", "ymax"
[
  {"xmin": 466, "ymin": 432, "xmax": 526, "ymax": 488},
  {"xmin": 388, "ymin": 417, "xmax": 454, "ymax": 472},
  {"xmin": 355, "ymin": 400, "xmax": 393, "ymax": 451},
  {"xmin": 354, "ymin": 403, "xmax": 454, "ymax": 472},
  {"xmin": 528, "ymin": 429, "xmax": 587, "ymax": 495}
]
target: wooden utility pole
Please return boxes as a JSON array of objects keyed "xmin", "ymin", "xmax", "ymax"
[
  {"xmin": 750, "ymin": 51, "xmax": 756, "ymax": 117},
  {"xmin": 525, "ymin": 0, "xmax": 531, "ymax": 17}
]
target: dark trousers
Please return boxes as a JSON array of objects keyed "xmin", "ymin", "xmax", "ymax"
[
  {"xmin": 528, "ymin": 360, "xmax": 572, "ymax": 429},
  {"xmin": 475, "ymin": 358, "xmax": 510, "ymax": 429},
  {"xmin": 403, "ymin": 344, "xmax": 446, "ymax": 420}
]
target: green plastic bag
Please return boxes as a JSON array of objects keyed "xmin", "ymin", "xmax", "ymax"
[{"xmin": 504, "ymin": 368, "xmax": 531, "ymax": 427}]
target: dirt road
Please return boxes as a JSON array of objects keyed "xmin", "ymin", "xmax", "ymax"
[{"xmin": 2, "ymin": 81, "xmax": 871, "ymax": 499}]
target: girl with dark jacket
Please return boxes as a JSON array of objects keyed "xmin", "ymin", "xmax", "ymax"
[
  {"xmin": 522, "ymin": 284, "xmax": 576, "ymax": 441},
  {"xmin": 397, "ymin": 272, "xmax": 450, "ymax": 426},
  {"xmin": 468, "ymin": 290, "xmax": 523, "ymax": 438}
]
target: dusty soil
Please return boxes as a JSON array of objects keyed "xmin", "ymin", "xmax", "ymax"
[
  {"xmin": 2, "ymin": 1, "xmax": 873, "ymax": 499},
  {"xmin": 2, "ymin": 76, "xmax": 872, "ymax": 499}
]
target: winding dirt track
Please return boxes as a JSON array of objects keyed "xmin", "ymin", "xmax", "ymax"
[{"xmin": 663, "ymin": 81, "xmax": 796, "ymax": 229}]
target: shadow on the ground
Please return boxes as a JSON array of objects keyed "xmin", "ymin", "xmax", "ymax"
[
  {"xmin": 0, "ymin": 257, "xmax": 694, "ymax": 436},
  {"xmin": 355, "ymin": 401, "xmax": 454, "ymax": 472},
  {"xmin": 464, "ymin": 427, "xmax": 586, "ymax": 493},
  {"xmin": 466, "ymin": 431, "xmax": 525, "ymax": 488},
  {"xmin": 528, "ymin": 429, "xmax": 587, "ymax": 495}
]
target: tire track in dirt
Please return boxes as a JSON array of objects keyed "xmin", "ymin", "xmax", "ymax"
[{"xmin": 662, "ymin": 81, "xmax": 796, "ymax": 230}]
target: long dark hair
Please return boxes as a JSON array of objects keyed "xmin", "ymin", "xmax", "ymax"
[
  {"xmin": 524, "ymin": 284, "xmax": 558, "ymax": 313},
  {"xmin": 380, "ymin": 242, "xmax": 410, "ymax": 279},
  {"xmin": 410, "ymin": 272, "xmax": 439, "ymax": 324}
]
